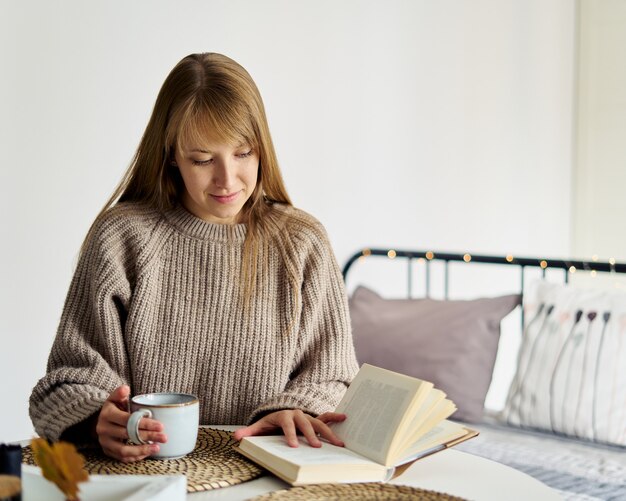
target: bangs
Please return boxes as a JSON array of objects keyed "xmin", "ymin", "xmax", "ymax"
[{"xmin": 173, "ymin": 96, "xmax": 258, "ymax": 155}]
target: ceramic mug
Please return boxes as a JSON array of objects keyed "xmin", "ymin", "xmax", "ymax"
[{"xmin": 127, "ymin": 392, "xmax": 199, "ymax": 459}]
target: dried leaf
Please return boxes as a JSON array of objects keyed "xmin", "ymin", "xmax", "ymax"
[{"xmin": 31, "ymin": 438, "xmax": 89, "ymax": 501}]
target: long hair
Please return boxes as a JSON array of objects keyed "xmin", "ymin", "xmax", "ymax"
[{"xmin": 86, "ymin": 53, "xmax": 292, "ymax": 301}]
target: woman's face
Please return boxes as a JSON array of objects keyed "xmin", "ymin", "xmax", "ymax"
[{"xmin": 174, "ymin": 138, "xmax": 259, "ymax": 224}]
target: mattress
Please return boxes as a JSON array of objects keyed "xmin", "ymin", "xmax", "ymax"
[{"xmin": 455, "ymin": 414, "xmax": 626, "ymax": 500}]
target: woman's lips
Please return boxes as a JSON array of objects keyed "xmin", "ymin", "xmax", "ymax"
[{"xmin": 210, "ymin": 191, "xmax": 241, "ymax": 204}]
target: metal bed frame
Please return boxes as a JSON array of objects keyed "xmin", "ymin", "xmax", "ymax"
[{"xmin": 342, "ymin": 248, "xmax": 626, "ymax": 326}]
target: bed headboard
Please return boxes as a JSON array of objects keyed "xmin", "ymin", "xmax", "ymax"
[
  {"xmin": 343, "ymin": 248, "xmax": 626, "ymax": 294},
  {"xmin": 342, "ymin": 248, "xmax": 626, "ymax": 327}
]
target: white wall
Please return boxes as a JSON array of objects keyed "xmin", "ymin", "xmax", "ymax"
[
  {"xmin": 0, "ymin": 0, "xmax": 575, "ymax": 441},
  {"xmin": 574, "ymin": 0, "xmax": 626, "ymax": 261}
]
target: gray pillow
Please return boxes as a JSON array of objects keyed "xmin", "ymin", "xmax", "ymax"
[{"xmin": 349, "ymin": 286, "xmax": 520, "ymax": 422}]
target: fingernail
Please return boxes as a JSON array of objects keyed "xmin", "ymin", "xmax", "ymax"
[{"xmin": 150, "ymin": 444, "xmax": 159, "ymax": 453}]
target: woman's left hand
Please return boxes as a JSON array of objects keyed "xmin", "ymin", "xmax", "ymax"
[{"xmin": 232, "ymin": 410, "xmax": 347, "ymax": 448}]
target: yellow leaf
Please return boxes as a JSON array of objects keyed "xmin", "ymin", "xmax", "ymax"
[{"xmin": 31, "ymin": 438, "xmax": 89, "ymax": 501}]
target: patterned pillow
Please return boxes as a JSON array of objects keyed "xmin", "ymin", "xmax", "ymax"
[{"xmin": 502, "ymin": 281, "xmax": 626, "ymax": 445}]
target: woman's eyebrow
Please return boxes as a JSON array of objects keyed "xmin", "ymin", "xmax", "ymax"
[{"xmin": 188, "ymin": 143, "xmax": 250, "ymax": 154}]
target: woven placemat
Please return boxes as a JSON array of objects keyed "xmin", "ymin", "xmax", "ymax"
[
  {"xmin": 22, "ymin": 427, "xmax": 263, "ymax": 492},
  {"xmin": 251, "ymin": 483, "xmax": 467, "ymax": 500}
]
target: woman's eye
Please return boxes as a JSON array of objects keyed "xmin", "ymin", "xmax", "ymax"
[
  {"xmin": 192, "ymin": 159, "xmax": 213, "ymax": 166},
  {"xmin": 237, "ymin": 150, "xmax": 253, "ymax": 158}
]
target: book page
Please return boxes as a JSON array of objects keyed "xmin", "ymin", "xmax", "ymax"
[
  {"xmin": 333, "ymin": 364, "xmax": 431, "ymax": 465},
  {"xmin": 238, "ymin": 435, "xmax": 391, "ymax": 485},
  {"xmin": 400, "ymin": 420, "xmax": 471, "ymax": 462},
  {"xmin": 390, "ymin": 389, "xmax": 445, "ymax": 452},
  {"xmin": 240, "ymin": 435, "xmax": 378, "ymax": 465},
  {"xmin": 391, "ymin": 396, "xmax": 456, "ymax": 458}
]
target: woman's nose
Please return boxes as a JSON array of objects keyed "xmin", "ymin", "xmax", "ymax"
[{"xmin": 213, "ymin": 160, "xmax": 234, "ymax": 190}]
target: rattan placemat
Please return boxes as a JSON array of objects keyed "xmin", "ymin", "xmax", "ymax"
[
  {"xmin": 251, "ymin": 483, "xmax": 467, "ymax": 500},
  {"xmin": 22, "ymin": 427, "xmax": 263, "ymax": 492}
]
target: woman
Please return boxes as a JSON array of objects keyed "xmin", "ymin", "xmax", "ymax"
[{"xmin": 29, "ymin": 53, "xmax": 359, "ymax": 463}]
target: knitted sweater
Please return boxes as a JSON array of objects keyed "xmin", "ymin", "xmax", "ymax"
[{"xmin": 29, "ymin": 201, "xmax": 359, "ymax": 441}]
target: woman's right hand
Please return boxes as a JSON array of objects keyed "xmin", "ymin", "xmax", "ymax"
[{"xmin": 95, "ymin": 385, "xmax": 167, "ymax": 463}]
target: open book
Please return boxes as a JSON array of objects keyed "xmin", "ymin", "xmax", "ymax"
[{"xmin": 236, "ymin": 364, "xmax": 478, "ymax": 485}]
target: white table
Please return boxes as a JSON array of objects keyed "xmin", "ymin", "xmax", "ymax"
[
  {"xmin": 189, "ymin": 426, "xmax": 561, "ymax": 501},
  {"xmin": 20, "ymin": 427, "xmax": 561, "ymax": 501}
]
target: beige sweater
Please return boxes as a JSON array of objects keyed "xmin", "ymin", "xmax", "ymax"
[{"xmin": 29, "ymin": 202, "xmax": 359, "ymax": 441}]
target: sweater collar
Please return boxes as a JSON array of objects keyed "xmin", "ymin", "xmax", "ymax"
[{"xmin": 164, "ymin": 204, "xmax": 247, "ymax": 242}]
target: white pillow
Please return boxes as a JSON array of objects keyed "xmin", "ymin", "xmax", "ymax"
[{"xmin": 502, "ymin": 281, "xmax": 626, "ymax": 446}]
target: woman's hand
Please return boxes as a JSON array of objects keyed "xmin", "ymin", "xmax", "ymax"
[
  {"xmin": 95, "ymin": 385, "xmax": 167, "ymax": 463},
  {"xmin": 233, "ymin": 409, "xmax": 347, "ymax": 448}
]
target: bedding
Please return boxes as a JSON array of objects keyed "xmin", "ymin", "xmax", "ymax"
[
  {"xmin": 344, "ymin": 250, "xmax": 626, "ymax": 500},
  {"xmin": 456, "ymin": 412, "xmax": 626, "ymax": 501}
]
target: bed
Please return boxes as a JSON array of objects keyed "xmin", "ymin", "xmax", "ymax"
[{"xmin": 342, "ymin": 248, "xmax": 626, "ymax": 501}]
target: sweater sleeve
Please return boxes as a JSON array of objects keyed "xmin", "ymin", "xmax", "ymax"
[
  {"xmin": 247, "ymin": 221, "xmax": 360, "ymax": 422},
  {"xmin": 29, "ymin": 215, "xmax": 136, "ymax": 441}
]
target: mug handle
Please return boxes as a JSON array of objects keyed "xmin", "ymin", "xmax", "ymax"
[{"xmin": 127, "ymin": 409, "xmax": 152, "ymax": 445}]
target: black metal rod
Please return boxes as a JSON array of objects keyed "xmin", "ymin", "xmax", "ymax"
[{"xmin": 341, "ymin": 248, "xmax": 626, "ymax": 281}]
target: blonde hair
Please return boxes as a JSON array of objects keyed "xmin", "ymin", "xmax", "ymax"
[{"xmin": 87, "ymin": 53, "xmax": 292, "ymax": 301}]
